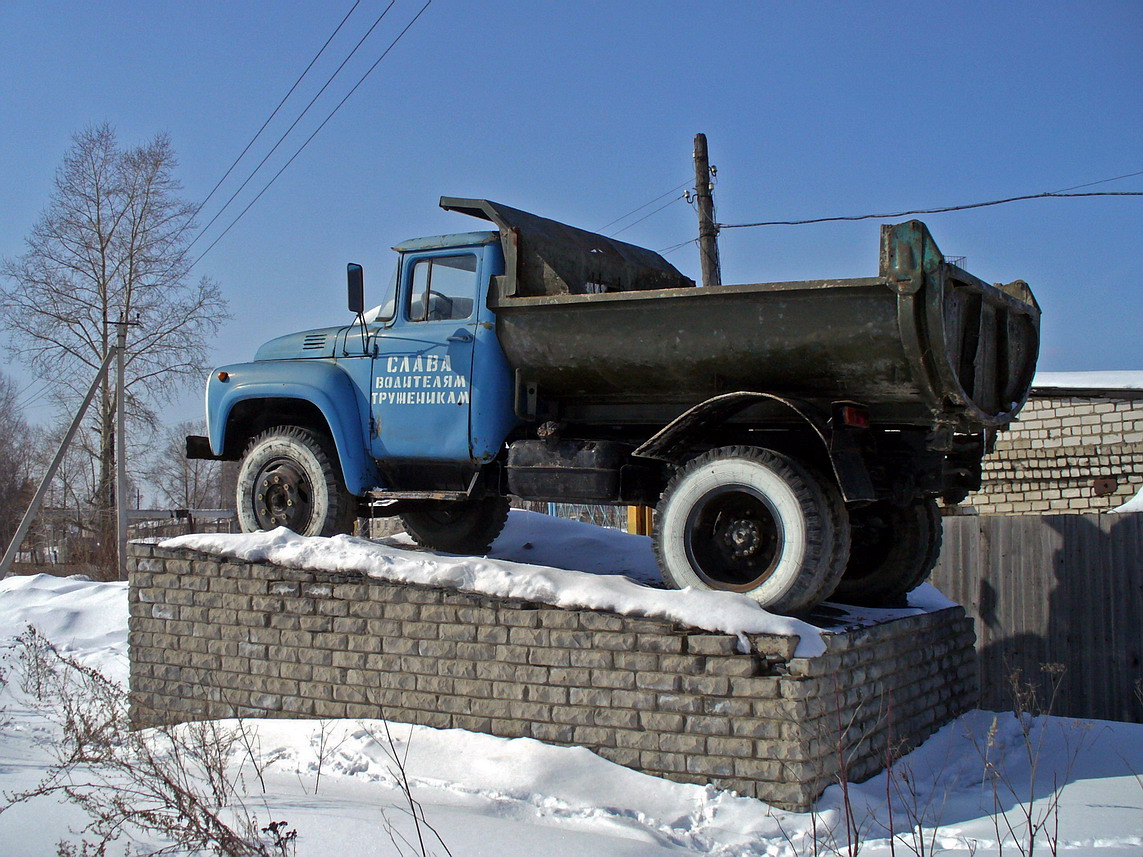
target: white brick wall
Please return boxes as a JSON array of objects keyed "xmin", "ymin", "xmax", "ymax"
[{"xmin": 948, "ymin": 394, "xmax": 1143, "ymax": 515}]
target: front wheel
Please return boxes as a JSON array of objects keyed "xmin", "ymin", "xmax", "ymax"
[
  {"xmin": 400, "ymin": 496, "xmax": 510, "ymax": 555},
  {"xmin": 236, "ymin": 426, "xmax": 357, "ymax": 537},
  {"xmin": 654, "ymin": 446, "xmax": 850, "ymax": 614}
]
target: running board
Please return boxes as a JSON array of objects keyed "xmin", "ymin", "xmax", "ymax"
[
  {"xmin": 364, "ymin": 489, "xmax": 470, "ymax": 502},
  {"xmin": 364, "ymin": 471, "xmax": 481, "ymax": 504}
]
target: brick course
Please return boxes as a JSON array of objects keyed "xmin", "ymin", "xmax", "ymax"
[{"xmin": 128, "ymin": 543, "xmax": 975, "ymax": 811}]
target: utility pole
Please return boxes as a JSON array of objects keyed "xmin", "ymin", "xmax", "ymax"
[
  {"xmin": 693, "ymin": 132, "xmax": 721, "ymax": 287},
  {"xmin": 115, "ymin": 314, "xmax": 129, "ymax": 580}
]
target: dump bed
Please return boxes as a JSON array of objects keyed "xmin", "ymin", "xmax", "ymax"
[{"xmin": 442, "ymin": 198, "xmax": 1040, "ymax": 432}]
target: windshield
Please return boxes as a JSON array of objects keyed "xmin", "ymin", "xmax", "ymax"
[{"xmin": 363, "ymin": 263, "xmax": 398, "ymax": 323}]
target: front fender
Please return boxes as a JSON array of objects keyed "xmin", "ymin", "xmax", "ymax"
[{"xmin": 205, "ymin": 361, "xmax": 381, "ymax": 495}]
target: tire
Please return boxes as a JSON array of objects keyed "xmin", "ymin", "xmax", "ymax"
[
  {"xmin": 400, "ymin": 495, "xmax": 510, "ymax": 555},
  {"xmin": 236, "ymin": 426, "xmax": 357, "ymax": 537},
  {"xmin": 653, "ymin": 446, "xmax": 850, "ymax": 614},
  {"xmin": 830, "ymin": 499, "xmax": 942, "ymax": 606}
]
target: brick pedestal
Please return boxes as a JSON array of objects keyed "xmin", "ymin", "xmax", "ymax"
[{"xmin": 128, "ymin": 543, "xmax": 975, "ymax": 810}]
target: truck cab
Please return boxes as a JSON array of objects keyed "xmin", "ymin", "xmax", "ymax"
[{"xmin": 197, "ymin": 229, "xmax": 518, "ymax": 497}]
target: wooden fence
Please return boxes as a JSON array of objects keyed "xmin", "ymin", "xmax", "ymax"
[{"xmin": 931, "ymin": 513, "xmax": 1143, "ymax": 723}]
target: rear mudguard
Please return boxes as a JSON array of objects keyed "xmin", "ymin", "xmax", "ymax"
[
  {"xmin": 206, "ymin": 360, "xmax": 382, "ymax": 496},
  {"xmin": 633, "ymin": 391, "xmax": 876, "ymax": 503}
]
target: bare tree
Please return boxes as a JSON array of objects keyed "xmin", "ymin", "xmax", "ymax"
[
  {"xmin": 0, "ymin": 373, "xmax": 35, "ymax": 558},
  {"xmin": 1, "ymin": 124, "xmax": 228, "ymax": 559},
  {"xmin": 146, "ymin": 419, "xmax": 224, "ymax": 510}
]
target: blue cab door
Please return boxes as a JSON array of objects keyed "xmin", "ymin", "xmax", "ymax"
[{"xmin": 369, "ymin": 251, "xmax": 481, "ymax": 461}]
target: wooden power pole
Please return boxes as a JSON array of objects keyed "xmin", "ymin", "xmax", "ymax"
[
  {"xmin": 693, "ymin": 133, "xmax": 721, "ymax": 287},
  {"xmin": 624, "ymin": 134, "xmax": 722, "ymax": 536}
]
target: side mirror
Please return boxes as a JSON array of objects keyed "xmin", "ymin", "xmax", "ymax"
[{"xmin": 347, "ymin": 263, "xmax": 364, "ymax": 315}]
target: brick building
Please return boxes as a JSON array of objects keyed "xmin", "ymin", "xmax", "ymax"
[{"xmin": 949, "ymin": 371, "xmax": 1143, "ymax": 516}]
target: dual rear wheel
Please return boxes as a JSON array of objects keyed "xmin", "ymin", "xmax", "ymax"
[
  {"xmin": 830, "ymin": 498, "xmax": 942, "ymax": 606},
  {"xmin": 654, "ymin": 447, "xmax": 850, "ymax": 614},
  {"xmin": 653, "ymin": 446, "xmax": 939, "ymax": 613}
]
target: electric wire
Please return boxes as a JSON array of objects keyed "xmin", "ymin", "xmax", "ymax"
[
  {"xmin": 660, "ymin": 168, "xmax": 1143, "ymax": 252},
  {"xmin": 720, "ymin": 190, "xmax": 1143, "ymax": 229},
  {"xmin": 191, "ymin": 1, "xmax": 433, "ymax": 269},
  {"xmin": 1051, "ymin": 169, "xmax": 1143, "ymax": 193},
  {"xmin": 187, "ymin": 0, "xmax": 398, "ymax": 254},
  {"xmin": 12, "ymin": 375, "xmax": 40, "ymax": 402},
  {"xmin": 190, "ymin": 0, "xmax": 362, "ymax": 224},
  {"xmin": 609, "ymin": 193, "xmax": 688, "ymax": 238},
  {"xmin": 13, "ymin": 378, "xmax": 53, "ymax": 412},
  {"xmin": 658, "ymin": 237, "xmax": 698, "ymax": 255},
  {"xmin": 14, "ymin": 376, "xmax": 59, "ymax": 414},
  {"xmin": 597, "ymin": 180, "xmax": 691, "ymax": 234},
  {"xmin": 19, "ymin": 389, "xmax": 54, "ymax": 412}
]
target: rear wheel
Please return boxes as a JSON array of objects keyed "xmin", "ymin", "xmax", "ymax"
[
  {"xmin": 830, "ymin": 499, "xmax": 942, "ymax": 606},
  {"xmin": 653, "ymin": 446, "xmax": 850, "ymax": 614},
  {"xmin": 236, "ymin": 426, "xmax": 357, "ymax": 537},
  {"xmin": 400, "ymin": 496, "xmax": 511, "ymax": 554}
]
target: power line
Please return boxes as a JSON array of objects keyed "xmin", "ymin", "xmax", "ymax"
[
  {"xmin": 661, "ymin": 168, "xmax": 1143, "ymax": 254},
  {"xmin": 658, "ymin": 237, "xmax": 698, "ymax": 256},
  {"xmin": 187, "ymin": 0, "xmax": 398, "ymax": 254},
  {"xmin": 14, "ymin": 378, "xmax": 53, "ymax": 412},
  {"xmin": 597, "ymin": 180, "xmax": 691, "ymax": 234},
  {"xmin": 609, "ymin": 193, "xmax": 688, "ymax": 238},
  {"xmin": 1051, "ymin": 169, "xmax": 1143, "ymax": 193},
  {"xmin": 191, "ymin": 1, "xmax": 433, "ymax": 269},
  {"xmin": 191, "ymin": 0, "xmax": 362, "ymax": 223},
  {"xmin": 719, "ymin": 190, "xmax": 1143, "ymax": 229}
]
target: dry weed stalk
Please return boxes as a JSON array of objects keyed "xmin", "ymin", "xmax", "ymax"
[
  {"xmin": 884, "ymin": 749, "xmax": 955, "ymax": 856},
  {"xmin": 971, "ymin": 663, "xmax": 1088, "ymax": 857},
  {"xmin": 361, "ymin": 689, "xmax": 453, "ymax": 857},
  {"xmin": 4, "ymin": 626, "xmax": 284, "ymax": 856},
  {"xmin": 771, "ymin": 805, "xmax": 846, "ymax": 857},
  {"xmin": 311, "ymin": 719, "xmax": 348, "ymax": 796}
]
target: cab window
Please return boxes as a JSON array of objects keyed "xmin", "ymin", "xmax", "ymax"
[{"xmin": 408, "ymin": 254, "xmax": 477, "ymax": 322}]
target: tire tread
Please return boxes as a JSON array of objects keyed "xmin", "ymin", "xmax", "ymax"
[{"xmin": 401, "ymin": 495, "xmax": 510, "ymax": 555}]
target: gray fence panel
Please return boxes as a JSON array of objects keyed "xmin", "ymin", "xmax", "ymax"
[{"xmin": 931, "ymin": 513, "xmax": 1143, "ymax": 723}]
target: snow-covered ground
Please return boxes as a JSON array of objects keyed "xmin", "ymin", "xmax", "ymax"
[{"xmin": 2, "ymin": 513, "xmax": 1141, "ymax": 856}]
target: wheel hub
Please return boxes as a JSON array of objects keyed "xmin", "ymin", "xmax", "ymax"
[
  {"xmin": 723, "ymin": 517, "xmax": 763, "ymax": 558},
  {"xmin": 253, "ymin": 461, "xmax": 313, "ymax": 530}
]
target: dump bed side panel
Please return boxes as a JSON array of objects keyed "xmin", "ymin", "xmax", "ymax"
[
  {"xmin": 493, "ymin": 278, "xmax": 918, "ymax": 417},
  {"xmin": 441, "ymin": 199, "xmax": 1040, "ymax": 432}
]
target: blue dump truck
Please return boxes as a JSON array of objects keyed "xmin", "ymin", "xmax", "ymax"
[{"xmin": 188, "ymin": 197, "xmax": 1040, "ymax": 613}]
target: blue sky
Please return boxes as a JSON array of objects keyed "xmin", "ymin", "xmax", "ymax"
[{"xmin": 2, "ymin": 0, "xmax": 1141, "ymax": 428}]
